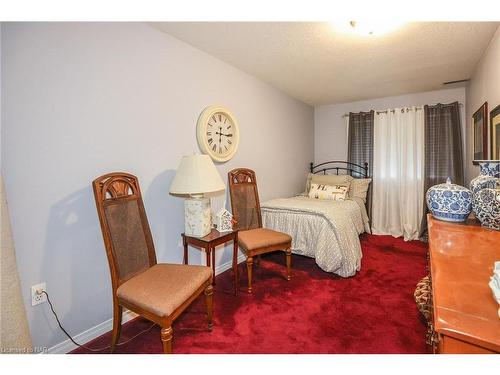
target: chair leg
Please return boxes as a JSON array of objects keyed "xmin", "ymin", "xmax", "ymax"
[
  {"xmin": 110, "ymin": 302, "xmax": 122, "ymax": 353},
  {"xmin": 285, "ymin": 248, "xmax": 292, "ymax": 281},
  {"xmin": 160, "ymin": 326, "xmax": 173, "ymax": 354},
  {"xmin": 205, "ymin": 284, "xmax": 214, "ymax": 331},
  {"xmin": 246, "ymin": 257, "xmax": 253, "ymax": 294}
]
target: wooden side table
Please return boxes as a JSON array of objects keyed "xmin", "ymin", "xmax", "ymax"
[{"xmin": 182, "ymin": 229, "xmax": 239, "ymax": 294}]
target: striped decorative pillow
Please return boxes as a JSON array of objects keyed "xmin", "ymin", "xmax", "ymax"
[{"xmin": 308, "ymin": 183, "xmax": 349, "ymax": 201}]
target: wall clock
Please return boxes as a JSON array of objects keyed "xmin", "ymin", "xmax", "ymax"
[{"xmin": 196, "ymin": 105, "xmax": 240, "ymax": 163}]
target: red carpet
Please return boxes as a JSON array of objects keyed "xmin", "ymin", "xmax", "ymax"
[{"xmin": 72, "ymin": 234, "xmax": 429, "ymax": 354}]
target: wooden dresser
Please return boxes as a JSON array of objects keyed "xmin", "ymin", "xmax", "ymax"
[{"xmin": 428, "ymin": 214, "xmax": 500, "ymax": 353}]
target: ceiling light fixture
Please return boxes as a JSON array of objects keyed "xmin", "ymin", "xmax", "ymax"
[{"xmin": 333, "ymin": 19, "xmax": 407, "ymax": 36}]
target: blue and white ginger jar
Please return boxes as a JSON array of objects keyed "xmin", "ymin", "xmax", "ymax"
[
  {"xmin": 470, "ymin": 160, "xmax": 500, "ymax": 231},
  {"xmin": 474, "ymin": 189, "xmax": 500, "ymax": 230},
  {"xmin": 426, "ymin": 178, "xmax": 472, "ymax": 222},
  {"xmin": 470, "ymin": 161, "xmax": 499, "ymax": 194}
]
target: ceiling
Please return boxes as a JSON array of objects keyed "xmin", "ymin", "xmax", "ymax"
[{"xmin": 152, "ymin": 22, "xmax": 499, "ymax": 106}]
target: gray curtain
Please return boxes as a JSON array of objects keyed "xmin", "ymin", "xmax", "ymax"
[
  {"xmin": 347, "ymin": 110, "xmax": 374, "ymax": 175},
  {"xmin": 421, "ymin": 102, "xmax": 464, "ymax": 235}
]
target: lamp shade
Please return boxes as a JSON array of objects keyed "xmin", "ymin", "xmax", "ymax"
[{"xmin": 169, "ymin": 154, "xmax": 226, "ymax": 196}]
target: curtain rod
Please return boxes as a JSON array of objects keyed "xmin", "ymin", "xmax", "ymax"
[{"xmin": 341, "ymin": 102, "xmax": 464, "ymax": 118}]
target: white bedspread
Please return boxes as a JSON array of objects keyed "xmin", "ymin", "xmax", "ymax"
[{"xmin": 260, "ymin": 196, "xmax": 367, "ymax": 277}]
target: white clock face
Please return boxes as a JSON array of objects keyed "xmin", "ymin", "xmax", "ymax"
[
  {"xmin": 197, "ymin": 106, "xmax": 239, "ymax": 162},
  {"xmin": 206, "ymin": 112, "xmax": 234, "ymax": 156}
]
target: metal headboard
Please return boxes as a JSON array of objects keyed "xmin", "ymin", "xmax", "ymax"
[
  {"xmin": 310, "ymin": 161, "xmax": 369, "ymax": 178},
  {"xmin": 309, "ymin": 160, "xmax": 372, "ymax": 225}
]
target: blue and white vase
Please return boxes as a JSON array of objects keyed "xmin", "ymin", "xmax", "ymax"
[
  {"xmin": 426, "ymin": 178, "xmax": 472, "ymax": 222},
  {"xmin": 470, "ymin": 160, "xmax": 500, "ymax": 231},
  {"xmin": 470, "ymin": 160, "xmax": 499, "ymax": 194},
  {"xmin": 474, "ymin": 188, "xmax": 500, "ymax": 230}
]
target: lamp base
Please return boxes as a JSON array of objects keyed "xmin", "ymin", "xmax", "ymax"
[{"xmin": 184, "ymin": 197, "xmax": 211, "ymax": 237}]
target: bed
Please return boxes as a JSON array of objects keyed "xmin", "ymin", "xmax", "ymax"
[{"xmin": 260, "ymin": 161, "xmax": 372, "ymax": 277}]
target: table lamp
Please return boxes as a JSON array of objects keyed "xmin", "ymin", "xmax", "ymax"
[{"xmin": 170, "ymin": 154, "xmax": 226, "ymax": 237}]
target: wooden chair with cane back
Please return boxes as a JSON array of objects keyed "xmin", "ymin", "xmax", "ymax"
[
  {"xmin": 228, "ymin": 168, "xmax": 292, "ymax": 294},
  {"xmin": 92, "ymin": 172, "xmax": 213, "ymax": 354}
]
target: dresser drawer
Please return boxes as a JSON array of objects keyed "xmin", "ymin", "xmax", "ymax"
[{"xmin": 438, "ymin": 335, "xmax": 497, "ymax": 354}]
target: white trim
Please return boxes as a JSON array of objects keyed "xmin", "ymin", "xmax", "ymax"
[
  {"xmin": 47, "ymin": 254, "xmax": 246, "ymax": 354},
  {"xmin": 214, "ymin": 253, "xmax": 246, "ymax": 276},
  {"xmin": 47, "ymin": 309, "xmax": 139, "ymax": 354}
]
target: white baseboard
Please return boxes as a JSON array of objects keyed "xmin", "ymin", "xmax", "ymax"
[
  {"xmin": 48, "ymin": 255, "xmax": 246, "ymax": 354},
  {"xmin": 47, "ymin": 310, "xmax": 139, "ymax": 354},
  {"xmin": 215, "ymin": 253, "xmax": 247, "ymax": 277}
]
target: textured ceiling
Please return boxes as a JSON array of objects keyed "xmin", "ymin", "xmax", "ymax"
[{"xmin": 153, "ymin": 22, "xmax": 499, "ymax": 106}]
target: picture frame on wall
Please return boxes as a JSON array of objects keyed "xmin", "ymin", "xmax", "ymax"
[
  {"xmin": 491, "ymin": 104, "xmax": 500, "ymax": 160},
  {"xmin": 472, "ymin": 102, "xmax": 488, "ymax": 165}
]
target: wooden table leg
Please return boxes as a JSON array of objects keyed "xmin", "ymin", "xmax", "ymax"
[
  {"xmin": 182, "ymin": 235, "xmax": 188, "ymax": 265},
  {"xmin": 233, "ymin": 234, "xmax": 238, "ymax": 295},
  {"xmin": 211, "ymin": 244, "xmax": 216, "ymax": 285},
  {"xmin": 206, "ymin": 245, "xmax": 211, "ymax": 268}
]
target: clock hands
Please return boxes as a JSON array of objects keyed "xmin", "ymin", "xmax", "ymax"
[
  {"xmin": 215, "ymin": 128, "xmax": 233, "ymax": 138},
  {"xmin": 213, "ymin": 126, "xmax": 234, "ymax": 154}
]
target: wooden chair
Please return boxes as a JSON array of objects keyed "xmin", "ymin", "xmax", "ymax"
[
  {"xmin": 228, "ymin": 168, "xmax": 292, "ymax": 294},
  {"xmin": 92, "ymin": 172, "xmax": 213, "ymax": 354}
]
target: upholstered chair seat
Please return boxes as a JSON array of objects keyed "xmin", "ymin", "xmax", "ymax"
[
  {"xmin": 116, "ymin": 264, "xmax": 213, "ymax": 317},
  {"xmin": 238, "ymin": 228, "xmax": 292, "ymax": 253}
]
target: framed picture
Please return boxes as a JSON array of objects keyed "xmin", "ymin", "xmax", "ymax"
[
  {"xmin": 491, "ymin": 104, "xmax": 500, "ymax": 160},
  {"xmin": 472, "ymin": 102, "xmax": 488, "ymax": 165}
]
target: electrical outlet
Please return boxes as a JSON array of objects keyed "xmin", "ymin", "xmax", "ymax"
[{"xmin": 31, "ymin": 282, "xmax": 47, "ymax": 306}]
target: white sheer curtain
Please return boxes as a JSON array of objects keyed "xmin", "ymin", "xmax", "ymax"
[{"xmin": 371, "ymin": 107, "xmax": 424, "ymax": 241}]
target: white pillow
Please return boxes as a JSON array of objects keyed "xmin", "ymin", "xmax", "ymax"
[
  {"xmin": 308, "ymin": 183, "xmax": 349, "ymax": 201},
  {"xmin": 348, "ymin": 178, "xmax": 372, "ymax": 203},
  {"xmin": 305, "ymin": 173, "xmax": 353, "ymax": 194}
]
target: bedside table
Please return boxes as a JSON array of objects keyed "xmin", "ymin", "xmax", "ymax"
[{"xmin": 182, "ymin": 229, "xmax": 238, "ymax": 294}]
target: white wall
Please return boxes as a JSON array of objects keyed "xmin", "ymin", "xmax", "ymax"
[
  {"xmin": 1, "ymin": 23, "xmax": 314, "ymax": 350},
  {"xmin": 314, "ymin": 87, "xmax": 467, "ymax": 172},
  {"xmin": 466, "ymin": 26, "xmax": 500, "ymax": 183}
]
